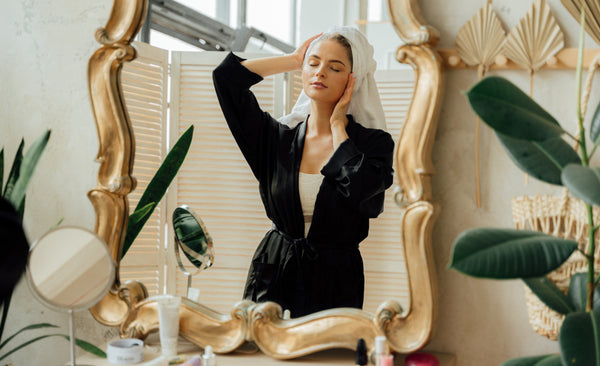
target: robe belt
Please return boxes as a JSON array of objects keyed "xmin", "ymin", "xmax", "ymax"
[
  {"xmin": 270, "ymin": 223, "xmax": 318, "ymax": 261},
  {"xmin": 270, "ymin": 224, "xmax": 318, "ymax": 313}
]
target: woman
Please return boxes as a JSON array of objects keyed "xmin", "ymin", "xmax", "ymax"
[{"xmin": 213, "ymin": 26, "xmax": 394, "ymax": 317}]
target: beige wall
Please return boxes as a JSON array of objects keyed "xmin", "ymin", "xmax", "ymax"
[{"xmin": 1, "ymin": 0, "xmax": 597, "ymax": 364}]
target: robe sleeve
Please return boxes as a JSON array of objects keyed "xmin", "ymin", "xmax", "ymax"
[
  {"xmin": 212, "ymin": 52, "xmax": 277, "ymax": 179},
  {"xmin": 320, "ymin": 128, "xmax": 394, "ymax": 218}
]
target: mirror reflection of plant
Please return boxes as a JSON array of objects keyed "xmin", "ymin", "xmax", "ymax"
[
  {"xmin": 121, "ymin": 125, "xmax": 194, "ymax": 260},
  {"xmin": 449, "ymin": 7, "xmax": 600, "ymax": 366},
  {"xmin": 0, "ymin": 131, "xmax": 105, "ymax": 361}
]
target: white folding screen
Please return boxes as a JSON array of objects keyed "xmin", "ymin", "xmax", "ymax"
[
  {"xmin": 167, "ymin": 51, "xmax": 288, "ymax": 310},
  {"xmin": 121, "ymin": 43, "xmax": 416, "ymax": 314},
  {"xmin": 119, "ymin": 42, "xmax": 169, "ymax": 295},
  {"xmin": 361, "ymin": 69, "xmax": 415, "ymax": 312}
]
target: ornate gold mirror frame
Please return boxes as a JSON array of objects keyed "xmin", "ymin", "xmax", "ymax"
[{"xmin": 87, "ymin": 0, "xmax": 444, "ymax": 357}]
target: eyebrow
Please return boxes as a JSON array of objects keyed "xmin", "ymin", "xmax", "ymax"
[{"xmin": 307, "ymin": 54, "xmax": 347, "ymax": 67}]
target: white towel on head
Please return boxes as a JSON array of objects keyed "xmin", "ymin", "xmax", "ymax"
[{"xmin": 278, "ymin": 26, "xmax": 387, "ymax": 131}]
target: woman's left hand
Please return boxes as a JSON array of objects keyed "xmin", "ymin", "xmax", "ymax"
[{"xmin": 330, "ymin": 73, "xmax": 356, "ymax": 130}]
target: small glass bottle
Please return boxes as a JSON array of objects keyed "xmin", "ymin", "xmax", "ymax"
[{"xmin": 374, "ymin": 336, "xmax": 393, "ymax": 366}]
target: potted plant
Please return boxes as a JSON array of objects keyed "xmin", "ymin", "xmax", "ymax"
[{"xmin": 449, "ymin": 8, "xmax": 600, "ymax": 366}]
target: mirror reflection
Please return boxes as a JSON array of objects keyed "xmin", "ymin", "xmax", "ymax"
[
  {"xmin": 28, "ymin": 227, "xmax": 115, "ymax": 309},
  {"xmin": 173, "ymin": 204, "xmax": 214, "ymax": 299},
  {"xmin": 119, "ymin": 0, "xmax": 413, "ymax": 317}
]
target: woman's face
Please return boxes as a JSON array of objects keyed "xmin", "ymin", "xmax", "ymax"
[{"xmin": 302, "ymin": 39, "xmax": 352, "ymax": 105}]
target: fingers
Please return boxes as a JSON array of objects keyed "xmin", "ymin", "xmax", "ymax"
[
  {"xmin": 340, "ymin": 72, "xmax": 356, "ymax": 105},
  {"xmin": 298, "ymin": 33, "xmax": 323, "ymax": 58}
]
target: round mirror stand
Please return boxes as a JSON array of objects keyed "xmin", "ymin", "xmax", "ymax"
[{"xmin": 27, "ymin": 227, "xmax": 115, "ymax": 366}]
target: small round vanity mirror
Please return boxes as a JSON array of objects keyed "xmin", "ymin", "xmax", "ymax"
[
  {"xmin": 172, "ymin": 205, "xmax": 214, "ymax": 298},
  {"xmin": 27, "ymin": 226, "xmax": 115, "ymax": 365}
]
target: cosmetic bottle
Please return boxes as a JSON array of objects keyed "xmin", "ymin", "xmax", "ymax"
[
  {"xmin": 374, "ymin": 336, "xmax": 394, "ymax": 366},
  {"xmin": 355, "ymin": 338, "xmax": 367, "ymax": 366},
  {"xmin": 203, "ymin": 345, "xmax": 217, "ymax": 366}
]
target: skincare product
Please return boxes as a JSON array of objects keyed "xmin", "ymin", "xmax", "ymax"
[
  {"xmin": 106, "ymin": 338, "xmax": 144, "ymax": 364},
  {"xmin": 180, "ymin": 355, "xmax": 202, "ymax": 366},
  {"xmin": 202, "ymin": 345, "xmax": 217, "ymax": 366},
  {"xmin": 355, "ymin": 338, "xmax": 367, "ymax": 366},
  {"xmin": 156, "ymin": 295, "xmax": 182, "ymax": 358},
  {"xmin": 374, "ymin": 336, "xmax": 393, "ymax": 366}
]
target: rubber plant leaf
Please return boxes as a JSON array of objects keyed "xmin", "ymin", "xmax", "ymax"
[
  {"xmin": 500, "ymin": 354, "xmax": 563, "ymax": 366},
  {"xmin": 559, "ymin": 310, "xmax": 600, "ymax": 366},
  {"xmin": 6, "ymin": 130, "xmax": 51, "ymax": 211},
  {"xmin": 449, "ymin": 228, "xmax": 578, "ymax": 278},
  {"xmin": 466, "ymin": 76, "xmax": 564, "ymax": 141},
  {"xmin": 497, "ymin": 133, "xmax": 581, "ymax": 186},
  {"xmin": 590, "ymin": 94, "xmax": 600, "ymax": 146},
  {"xmin": 121, "ymin": 125, "xmax": 194, "ymax": 260},
  {"xmin": 562, "ymin": 164, "xmax": 600, "ymax": 207},
  {"xmin": 523, "ymin": 277, "xmax": 574, "ymax": 315},
  {"xmin": 568, "ymin": 273, "xmax": 600, "ymax": 312},
  {"xmin": 0, "ymin": 323, "xmax": 58, "ymax": 351},
  {"xmin": 3, "ymin": 139, "xmax": 24, "ymax": 198}
]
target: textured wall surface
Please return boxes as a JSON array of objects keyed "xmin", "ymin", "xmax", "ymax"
[
  {"xmin": 1, "ymin": 1, "xmax": 116, "ymax": 365},
  {"xmin": 1, "ymin": 0, "xmax": 599, "ymax": 365}
]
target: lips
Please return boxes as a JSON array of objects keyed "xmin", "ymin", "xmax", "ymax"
[{"xmin": 311, "ymin": 81, "xmax": 327, "ymax": 89}]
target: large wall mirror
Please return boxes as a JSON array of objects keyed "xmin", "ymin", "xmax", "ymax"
[{"xmin": 87, "ymin": 0, "xmax": 444, "ymax": 358}]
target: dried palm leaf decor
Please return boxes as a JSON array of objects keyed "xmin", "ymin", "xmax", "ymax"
[
  {"xmin": 504, "ymin": 0, "xmax": 564, "ymax": 95},
  {"xmin": 503, "ymin": 0, "xmax": 564, "ymax": 185},
  {"xmin": 456, "ymin": 0, "xmax": 506, "ymax": 208}
]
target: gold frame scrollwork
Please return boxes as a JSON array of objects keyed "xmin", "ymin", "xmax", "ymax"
[{"xmin": 87, "ymin": 0, "xmax": 444, "ymax": 357}]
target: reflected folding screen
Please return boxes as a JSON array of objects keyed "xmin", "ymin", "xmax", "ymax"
[{"xmin": 121, "ymin": 42, "xmax": 414, "ymax": 314}]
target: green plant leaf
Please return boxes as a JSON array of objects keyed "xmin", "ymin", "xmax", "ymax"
[
  {"xmin": 120, "ymin": 202, "xmax": 156, "ymax": 258},
  {"xmin": 6, "ymin": 130, "xmax": 51, "ymax": 210},
  {"xmin": 562, "ymin": 164, "xmax": 600, "ymax": 207},
  {"xmin": 0, "ymin": 333, "xmax": 106, "ymax": 361},
  {"xmin": 568, "ymin": 273, "xmax": 600, "ymax": 312},
  {"xmin": 3, "ymin": 139, "xmax": 24, "ymax": 198},
  {"xmin": 121, "ymin": 125, "xmax": 194, "ymax": 260},
  {"xmin": 501, "ymin": 354, "xmax": 563, "ymax": 366},
  {"xmin": 0, "ymin": 148, "xmax": 4, "ymax": 195},
  {"xmin": 466, "ymin": 76, "xmax": 565, "ymax": 141},
  {"xmin": 497, "ymin": 134, "xmax": 581, "ymax": 186},
  {"xmin": 449, "ymin": 228, "xmax": 578, "ymax": 279},
  {"xmin": 0, "ymin": 334, "xmax": 56, "ymax": 361},
  {"xmin": 58, "ymin": 335, "xmax": 107, "ymax": 358},
  {"xmin": 590, "ymin": 99, "xmax": 600, "ymax": 146},
  {"xmin": 559, "ymin": 310, "xmax": 600, "ymax": 366},
  {"xmin": 49, "ymin": 218, "xmax": 64, "ymax": 231},
  {"xmin": 0, "ymin": 291, "xmax": 10, "ymax": 345},
  {"xmin": 0, "ymin": 322, "xmax": 58, "ymax": 350},
  {"xmin": 523, "ymin": 277, "xmax": 575, "ymax": 315}
]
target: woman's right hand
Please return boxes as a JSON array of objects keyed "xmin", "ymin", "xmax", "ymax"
[{"xmin": 290, "ymin": 33, "xmax": 323, "ymax": 69}]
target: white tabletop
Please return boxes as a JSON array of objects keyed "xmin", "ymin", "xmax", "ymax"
[{"xmin": 76, "ymin": 337, "xmax": 455, "ymax": 366}]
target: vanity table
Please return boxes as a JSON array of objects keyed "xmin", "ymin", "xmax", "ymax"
[{"xmin": 77, "ymin": 338, "xmax": 456, "ymax": 366}]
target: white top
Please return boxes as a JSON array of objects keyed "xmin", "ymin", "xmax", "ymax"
[{"xmin": 298, "ymin": 172, "xmax": 324, "ymax": 235}]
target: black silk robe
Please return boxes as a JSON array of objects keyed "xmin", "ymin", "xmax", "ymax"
[{"xmin": 213, "ymin": 52, "xmax": 394, "ymax": 317}]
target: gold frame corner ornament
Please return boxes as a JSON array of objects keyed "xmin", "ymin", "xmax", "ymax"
[{"xmin": 88, "ymin": 0, "xmax": 444, "ymax": 356}]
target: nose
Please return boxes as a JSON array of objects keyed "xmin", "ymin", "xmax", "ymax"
[{"xmin": 314, "ymin": 64, "xmax": 327, "ymax": 78}]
